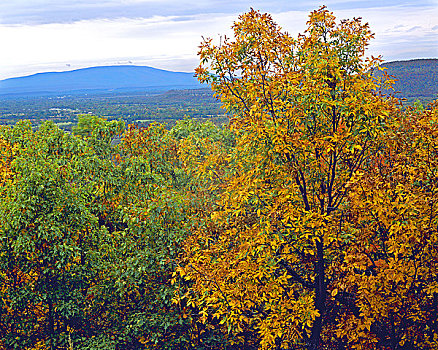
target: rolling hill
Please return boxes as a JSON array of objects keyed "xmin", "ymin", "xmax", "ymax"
[
  {"xmin": 381, "ymin": 58, "xmax": 437, "ymax": 102},
  {"xmin": 0, "ymin": 65, "xmax": 201, "ymax": 96}
]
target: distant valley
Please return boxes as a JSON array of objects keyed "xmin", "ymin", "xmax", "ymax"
[
  {"xmin": 0, "ymin": 59, "xmax": 436, "ymax": 130},
  {"xmin": 0, "ymin": 59, "xmax": 436, "ymax": 100}
]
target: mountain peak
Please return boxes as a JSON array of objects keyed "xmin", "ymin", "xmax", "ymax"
[{"xmin": 0, "ymin": 65, "xmax": 201, "ymax": 97}]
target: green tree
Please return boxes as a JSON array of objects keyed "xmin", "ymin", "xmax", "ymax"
[{"xmin": 0, "ymin": 121, "xmax": 101, "ymax": 349}]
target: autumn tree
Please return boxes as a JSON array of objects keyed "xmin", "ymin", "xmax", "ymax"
[
  {"xmin": 178, "ymin": 7, "xmax": 398, "ymax": 349},
  {"xmin": 333, "ymin": 101, "xmax": 438, "ymax": 349},
  {"xmin": 0, "ymin": 117, "xmax": 239, "ymax": 350},
  {"xmin": 0, "ymin": 135, "xmax": 14, "ymax": 185}
]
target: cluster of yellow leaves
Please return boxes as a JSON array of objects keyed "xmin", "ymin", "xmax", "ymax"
[
  {"xmin": 176, "ymin": 5, "xmax": 438, "ymax": 350},
  {"xmin": 334, "ymin": 101, "xmax": 438, "ymax": 349}
]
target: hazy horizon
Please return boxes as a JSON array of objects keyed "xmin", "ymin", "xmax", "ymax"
[
  {"xmin": 0, "ymin": 0, "xmax": 436, "ymax": 80},
  {"xmin": 2, "ymin": 57, "xmax": 438, "ymax": 82}
]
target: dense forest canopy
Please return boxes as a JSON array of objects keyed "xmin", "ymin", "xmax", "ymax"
[{"xmin": 0, "ymin": 6, "xmax": 437, "ymax": 350}]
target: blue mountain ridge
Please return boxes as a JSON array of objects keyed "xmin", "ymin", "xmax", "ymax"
[
  {"xmin": 0, "ymin": 65, "xmax": 202, "ymax": 96},
  {"xmin": 0, "ymin": 59, "xmax": 436, "ymax": 99}
]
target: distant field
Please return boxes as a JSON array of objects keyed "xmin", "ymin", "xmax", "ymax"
[{"xmin": 0, "ymin": 88, "xmax": 226, "ymax": 130}]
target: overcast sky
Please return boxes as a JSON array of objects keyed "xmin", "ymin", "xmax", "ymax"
[{"xmin": 0, "ymin": 0, "xmax": 436, "ymax": 79}]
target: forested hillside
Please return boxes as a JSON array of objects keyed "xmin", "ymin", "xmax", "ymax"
[
  {"xmin": 381, "ymin": 59, "xmax": 437, "ymax": 102},
  {"xmin": 1, "ymin": 6, "xmax": 437, "ymax": 350},
  {"xmin": 0, "ymin": 88, "xmax": 224, "ymax": 130}
]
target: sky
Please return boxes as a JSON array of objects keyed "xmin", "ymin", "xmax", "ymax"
[{"xmin": 0, "ymin": 0, "xmax": 436, "ymax": 79}]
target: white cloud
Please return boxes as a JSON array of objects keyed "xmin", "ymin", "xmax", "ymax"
[{"xmin": 0, "ymin": 13, "xmax": 237, "ymax": 79}]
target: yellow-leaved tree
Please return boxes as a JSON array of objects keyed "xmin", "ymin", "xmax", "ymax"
[
  {"xmin": 334, "ymin": 101, "xmax": 438, "ymax": 349},
  {"xmin": 177, "ymin": 6, "xmax": 400, "ymax": 349}
]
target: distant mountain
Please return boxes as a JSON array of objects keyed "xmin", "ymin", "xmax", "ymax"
[
  {"xmin": 0, "ymin": 60, "xmax": 436, "ymax": 101},
  {"xmin": 380, "ymin": 59, "xmax": 437, "ymax": 102},
  {"xmin": 0, "ymin": 65, "xmax": 201, "ymax": 97}
]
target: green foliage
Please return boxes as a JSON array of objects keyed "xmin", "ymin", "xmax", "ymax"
[
  {"xmin": 0, "ymin": 121, "xmax": 98, "ymax": 349},
  {"xmin": 0, "ymin": 8, "xmax": 437, "ymax": 350},
  {"xmin": 73, "ymin": 114, "xmax": 124, "ymax": 157},
  {"xmin": 0, "ymin": 114, "xmax": 236, "ymax": 350}
]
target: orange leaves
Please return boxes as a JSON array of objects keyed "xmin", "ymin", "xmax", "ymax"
[{"xmin": 0, "ymin": 135, "xmax": 15, "ymax": 185}]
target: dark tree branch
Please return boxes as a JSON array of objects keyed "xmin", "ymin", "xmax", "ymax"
[{"xmin": 278, "ymin": 259, "xmax": 314, "ymax": 290}]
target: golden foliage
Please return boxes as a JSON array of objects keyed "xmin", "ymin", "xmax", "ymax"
[
  {"xmin": 177, "ymin": 6, "xmax": 437, "ymax": 350},
  {"xmin": 334, "ymin": 101, "xmax": 438, "ymax": 349}
]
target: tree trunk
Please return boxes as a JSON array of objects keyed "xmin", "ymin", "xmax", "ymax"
[{"xmin": 309, "ymin": 239, "xmax": 326, "ymax": 350}]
